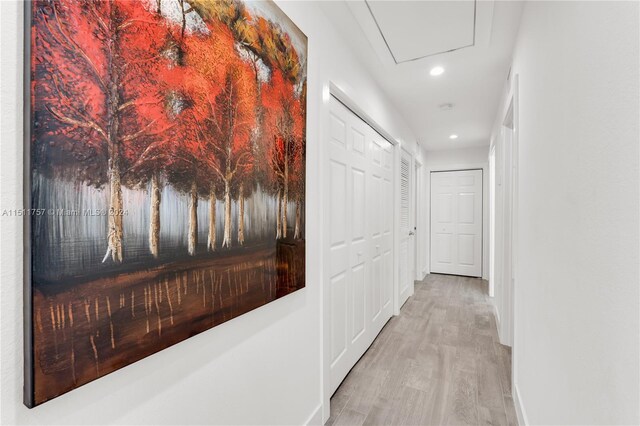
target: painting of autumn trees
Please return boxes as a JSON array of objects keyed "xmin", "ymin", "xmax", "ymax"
[{"xmin": 27, "ymin": 0, "xmax": 306, "ymax": 407}]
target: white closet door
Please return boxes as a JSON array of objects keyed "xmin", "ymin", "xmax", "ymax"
[
  {"xmin": 430, "ymin": 169, "xmax": 483, "ymax": 277},
  {"xmin": 327, "ymin": 97, "xmax": 394, "ymax": 395},
  {"xmin": 398, "ymin": 150, "xmax": 413, "ymax": 308},
  {"xmin": 369, "ymin": 133, "xmax": 394, "ymax": 336}
]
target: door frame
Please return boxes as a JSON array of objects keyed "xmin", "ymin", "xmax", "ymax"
[
  {"xmin": 504, "ymin": 75, "xmax": 520, "ymax": 394},
  {"xmin": 414, "ymin": 159, "xmax": 423, "ymax": 281},
  {"xmin": 488, "ymin": 146, "xmax": 496, "ymax": 297},
  {"xmin": 426, "ymin": 163, "xmax": 489, "ymax": 280},
  {"xmin": 501, "ymin": 104, "xmax": 515, "ymax": 349},
  {"xmin": 489, "ymin": 73, "xmax": 520, "ymax": 401},
  {"xmin": 321, "ymin": 82, "xmax": 400, "ymax": 422}
]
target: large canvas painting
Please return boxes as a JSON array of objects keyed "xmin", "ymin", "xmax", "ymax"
[{"xmin": 25, "ymin": 0, "xmax": 306, "ymax": 407}]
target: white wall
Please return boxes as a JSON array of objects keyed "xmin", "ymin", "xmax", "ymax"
[
  {"xmin": 0, "ymin": 1, "xmax": 419, "ymax": 425},
  {"xmin": 423, "ymin": 146, "xmax": 490, "ymax": 280},
  {"xmin": 423, "ymin": 146, "xmax": 490, "ymax": 168},
  {"xmin": 492, "ymin": 1, "xmax": 640, "ymax": 424}
]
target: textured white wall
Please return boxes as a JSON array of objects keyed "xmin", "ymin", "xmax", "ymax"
[
  {"xmin": 493, "ymin": 1, "xmax": 640, "ymax": 424},
  {"xmin": 0, "ymin": 1, "xmax": 419, "ymax": 425}
]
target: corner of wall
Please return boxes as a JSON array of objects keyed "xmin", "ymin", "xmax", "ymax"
[{"xmin": 420, "ymin": 268, "xmax": 428, "ymax": 281}]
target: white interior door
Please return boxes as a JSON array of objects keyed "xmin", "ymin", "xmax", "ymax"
[
  {"xmin": 398, "ymin": 150, "xmax": 413, "ymax": 308},
  {"xmin": 327, "ymin": 97, "xmax": 394, "ymax": 395},
  {"xmin": 430, "ymin": 169, "xmax": 483, "ymax": 277}
]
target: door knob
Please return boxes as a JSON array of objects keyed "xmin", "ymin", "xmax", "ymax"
[{"xmin": 409, "ymin": 231, "xmax": 415, "ymax": 236}]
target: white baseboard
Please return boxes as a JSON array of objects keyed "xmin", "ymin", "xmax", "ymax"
[
  {"xmin": 491, "ymin": 301, "xmax": 502, "ymax": 339},
  {"xmin": 305, "ymin": 403, "xmax": 323, "ymax": 426},
  {"xmin": 491, "ymin": 300, "xmax": 514, "ymax": 347},
  {"xmin": 513, "ymin": 383, "xmax": 529, "ymax": 426},
  {"xmin": 321, "ymin": 398, "xmax": 330, "ymax": 425}
]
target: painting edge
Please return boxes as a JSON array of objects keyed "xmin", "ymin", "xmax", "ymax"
[
  {"xmin": 23, "ymin": 0, "xmax": 35, "ymax": 409},
  {"xmin": 22, "ymin": 0, "xmax": 308, "ymax": 408}
]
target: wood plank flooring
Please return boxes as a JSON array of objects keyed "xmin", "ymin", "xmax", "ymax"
[{"xmin": 327, "ymin": 274, "xmax": 517, "ymax": 426}]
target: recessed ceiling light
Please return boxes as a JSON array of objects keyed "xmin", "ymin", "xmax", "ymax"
[
  {"xmin": 430, "ymin": 66, "xmax": 445, "ymax": 76},
  {"xmin": 449, "ymin": 134, "xmax": 458, "ymax": 140}
]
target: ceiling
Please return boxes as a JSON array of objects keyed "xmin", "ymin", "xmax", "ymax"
[{"xmin": 319, "ymin": 0, "xmax": 524, "ymax": 151}]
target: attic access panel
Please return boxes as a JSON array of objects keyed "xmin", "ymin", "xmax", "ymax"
[{"xmin": 365, "ymin": 0, "xmax": 476, "ymax": 63}]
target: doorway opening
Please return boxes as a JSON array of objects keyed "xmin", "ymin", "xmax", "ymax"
[
  {"xmin": 489, "ymin": 74, "xmax": 519, "ymax": 358},
  {"xmin": 501, "ymin": 101, "xmax": 515, "ymax": 348}
]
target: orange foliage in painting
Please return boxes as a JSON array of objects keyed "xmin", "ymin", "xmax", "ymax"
[
  {"xmin": 261, "ymin": 69, "xmax": 304, "ymax": 238},
  {"xmin": 175, "ymin": 21, "xmax": 257, "ymax": 248},
  {"xmin": 32, "ymin": 0, "xmax": 306, "ymax": 255}
]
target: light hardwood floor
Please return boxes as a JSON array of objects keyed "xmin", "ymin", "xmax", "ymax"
[{"xmin": 327, "ymin": 274, "xmax": 517, "ymax": 426}]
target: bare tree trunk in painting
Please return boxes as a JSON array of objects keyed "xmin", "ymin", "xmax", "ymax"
[
  {"xmin": 207, "ymin": 187, "xmax": 216, "ymax": 251},
  {"xmin": 276, "ymin": 188, "xmax": 282, "ymax": 239},
  {"xmin": 104, "ymin": 14, "xmax": 124, "ymax": 264},
  {"xmin": 149, "ymin": 173, "xmax": 161, "ymax": 258},
  {"xmin": 188, "ymin": 181, "xmax": 198, "ymax": 255},
  {"xmin": 222, "ymin": 180, "xmax": 232, "ymax": 248},
  {"xmin": 179, "ymin": 0, "xmax": 187, "ymax": 39},
  {"xmin": 105, "ymin": 163, "xmax": 124, "ymax": 263},
  {"xmin": 282, "ymin": 161, "xmax": 289, "ymax": 238},
  {"xmin": 238, "ymin": 183, "xmax": 245, "ymax": 245},
  {"xmin": 294, "ymin": 198, "xmax": 302, "ymax": 239}
]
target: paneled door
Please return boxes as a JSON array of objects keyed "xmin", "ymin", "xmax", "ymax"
[
  {"xmin": 327, "ymin": 97, "xmax": 394, "ymax": 395},
  {"xmin": 430, "ymin": 169, "xmax": 483, "ymax": 277}
]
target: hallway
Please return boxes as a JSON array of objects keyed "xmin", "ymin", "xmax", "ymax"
[
  {"xmin": 328, "ymin": 275, "xmax": 517, "ymax": 426},
  {"xmin": 1, "ymin": 0, "xmax": 639, "ymax": 424}
]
